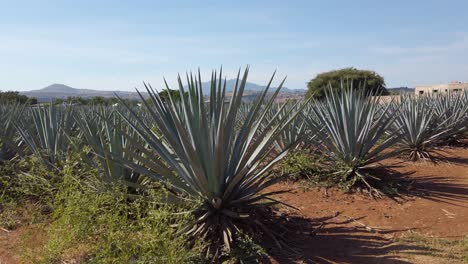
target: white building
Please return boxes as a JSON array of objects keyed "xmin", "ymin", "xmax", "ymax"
[{"xmin": 415, "ymin": 82, "xmax": 468, "ymax": 95}]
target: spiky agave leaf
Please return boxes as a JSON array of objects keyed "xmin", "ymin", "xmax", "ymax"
[
  {"xmin": 115, "ymin": 67, "xmax": 305, "ymax": 253},
  {"xmin": 392, "ymin": 95, "xmax": 451, "ymax": 161},
  {"xmin": 0, "ymin": 103, "xmax": 25, "ymax": 161},
  {"xmin": 16, "ymin": 103, "xmax": 74, "ymax": 167},
  {"xmin": 304, "ymin": 86, "xmax": 401, "ymax": 193},
  {"xmin": 432, "ymin": 91, "xmax": 468, "ymax": 144},
  {"xmin": 264, "ymin": 102, "xmax": 309, "ymax": 153},
  {"xmin": 74, "ymin": 107, "xmax": 145, "ymax": 188}
]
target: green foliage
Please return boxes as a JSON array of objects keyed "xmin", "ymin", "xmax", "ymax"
[
  {"xmin": 40, "ymin": 176, "xmax": 199, "ymax": 264},
  {"xmin": 0, "ymin": 156, "xmax": 64, "ymax": 230},
  {"xmin": 0, "ymin": 91, "xmax": 37, "ymax": 105},
  {"xmin": 276, "ymin": 150, "xmax": 327, "ymax": 181},
  {"xmin": 306, "ymin": 67, "xmax": 388, "ymax": 99},
  {"xmin": 54, "ymin": 96, "xmax": 138, "ymax": 106},
  {"xmin": 228, "ymin": 233, "xmax": 267, "ymax": 263},
  {"xmin": 157, "ymin": 89, "xmax": 187, "ymax": 102},
  {"xmin": 0, "ymin": 152, "xmax": 203, "ymax": 263},
  {"xmin": 0, "ymin": 155, "xmax": 59, "ymax": 203}
]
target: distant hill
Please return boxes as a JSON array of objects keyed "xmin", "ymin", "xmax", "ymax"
[
  {"xmin": 21, "ymin": 82, "xmax": 305, "ymax": 102},
  {"xmin": 388, "ymin": 87, "xmax": 415, "ymax": 94},
  {"xmin": 189, "ymin": 79, "xmax": 297, "ymax": 94},
  {"xmin": 21, "ymin": 84, "xmax": 148, "ymax": 102}
]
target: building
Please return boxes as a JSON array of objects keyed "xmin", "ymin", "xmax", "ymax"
[{"xmin": 415, "ymin": 82, "xmax": 468, "ymax": 95}]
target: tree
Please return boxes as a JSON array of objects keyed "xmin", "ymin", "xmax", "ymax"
[
  {"xmin": 158, "ymin": 89, "xmax": 186, "ymax": 102},
  {"xmin": 66, "ymin": 96, "xmax": 88, "ymax": 105},
  {"xmin": 145, "ymin": 89, "xmax": 187, "ymax": 105},
  {"xmin": 306, "ymin": 68, "xmax": 388, "ymax": 99},
  {"xmin": 89, "ymin": 96, "xmax": 107, "ymax": 105},
  {"xmin": 0, "ymin": 91, "xmax": 37, "ymax": 104}
]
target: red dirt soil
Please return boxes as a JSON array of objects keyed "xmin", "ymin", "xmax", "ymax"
[
  {"xmin": 265, "ymin": 147, "xmax": 468, "ymax": 263},
  {"xmin": 1, "ymin": 147, "xmax": 467, "ymax": 263}
]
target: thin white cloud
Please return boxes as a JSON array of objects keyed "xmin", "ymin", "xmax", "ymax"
[{"xmin": 371, "ymin": 33, "xmax": 468, "ymax": 55}]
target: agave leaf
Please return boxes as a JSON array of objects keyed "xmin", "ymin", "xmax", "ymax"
[
  {"xmin": 305, "ymin": 85, "xmax": 401, "ymax": 189},
  {"xmin": 0, "ymin": 103, "xmax": 26, "ymax": 161},
  {"xmin": 16, "ymin": 103, "xmax": 74, "ymax": 167},
  {"xmin": 115, "ymin": 67, "xmax": 306, "ymax": 251}
]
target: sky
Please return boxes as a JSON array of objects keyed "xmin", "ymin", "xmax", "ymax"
[{"xmin": 1, "ymin": 0, "xmax": 467, "ymax": 91}]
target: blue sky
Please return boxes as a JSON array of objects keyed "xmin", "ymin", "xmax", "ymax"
[{"xmin": 1, "ymin": 0, "xmax": 467, "ymax": 91}]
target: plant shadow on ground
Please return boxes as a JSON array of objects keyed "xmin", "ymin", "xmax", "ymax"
[
  {"xmin": 425, "ymin": 146, "xmax": 468, "ymax": 165},
  {"xmin": 260, "ymin": 158, "xmax": 468, "ymax": 263},
  {"xmin": 362, "ymin": 164, "xmax": 468, "ymax": 206},
  {"xmin": 260, "ymin": 213, "xmax": 428, "ymax": 264}
]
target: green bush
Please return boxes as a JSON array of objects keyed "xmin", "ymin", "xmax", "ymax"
[
  {"xmin": 278, "ymin": 151, "xmax": 317, "ymax": 178},
  {"xmin": 306, "ymin": 67, "xmax": 388, "ymax": 99},
  {"xmin": 276, "ymin": 150, "xmax": 331, "ymax": 186},
  {"xmin": 0, "ymin": 156, "xmax": 59, "ymax": 230},
  {"xmin": 28, "ymin": 174, "xmax": 202, "ymax": 263}
]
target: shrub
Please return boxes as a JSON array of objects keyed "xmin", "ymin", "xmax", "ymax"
[
  {"xmin": 306, "ymin": 68, "xmax": 388, "ymax": 99},
  {"xmin": 276, "ymin": 150, "xmax": 327, "ymax": 183},
  {"xmin": 39, "ymin": 175, "xmax": 199, "ymax": 264}
]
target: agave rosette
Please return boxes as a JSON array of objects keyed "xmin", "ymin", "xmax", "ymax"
[
  {"xmin": 305, "ymin": 87, "xmax": 401, "ymax": 192},
  {"xmin": 114, "ymin": 67, "xmax": 305, "ymax": 252},
  {"xmin": 392, "ymin": 95, "xmax": 451, "ymax": 161}
]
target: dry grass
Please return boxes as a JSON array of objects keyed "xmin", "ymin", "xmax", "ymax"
[{"xmin": 394, "ymin": 233, "xmax": 468, "ymax": 263}]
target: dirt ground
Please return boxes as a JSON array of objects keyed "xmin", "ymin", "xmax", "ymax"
[
  {"xmin": 265, "ymin": 146, "xmax": 468, "ymax": 263},
  {"xmin": 0, "ymin": 224, "xmax": 47, "ymax": 264},
  {"xmin": 1, "ymin": 147, "xmax": 467, "ymax": 264}
]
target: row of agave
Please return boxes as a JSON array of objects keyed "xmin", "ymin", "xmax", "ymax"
[{"xmin": 1, "ymin": 68, "xmax": 467, "ymax": 255}]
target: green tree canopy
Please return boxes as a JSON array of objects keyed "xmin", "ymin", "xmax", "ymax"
[
  {"xmin": 89, "ymin": 96, "xmax": 107, "ymax": 105},
  {"xmin": 306, "ymin": 68, "xmax": 389, "ymax": 99},
  {"xmin": 145, "ymin": 89, "xmax": 187, "ymax": 104},
  {"xmin": 158, "ymin": 89, "xmax": 186, "ymax": 102},
  {"xmin": 0, "ymin": 91, "xmax": 37, "ymax": 104}
]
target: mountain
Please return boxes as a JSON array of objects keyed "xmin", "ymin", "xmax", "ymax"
[
  {"xmin": 21, "ymin": 82, "xmax": 306, "ymax": 102},
  {"xmin": 21, "ymin": 84, "xmax": 148, "ymax": 102},
  {"xmin": 189, "ymin": 79, "xmax": 298, "ymax": 94}
]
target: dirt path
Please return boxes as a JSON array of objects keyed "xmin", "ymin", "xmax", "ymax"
[{"xmin": 267, "ymin": 147, "xmax": 468, "ymax": 263}]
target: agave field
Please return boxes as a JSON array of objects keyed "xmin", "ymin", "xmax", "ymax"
[{"xmin": 1, "ymin": 68, "xmax": 468, "ymax": 263}]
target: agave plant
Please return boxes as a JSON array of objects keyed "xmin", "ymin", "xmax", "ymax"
[
  {"xmin": 234, "ymin": 102, "xmax": 253, "ymax": 132},
  {"xmin": 432, "ymin": 92, "xmax": 468, "ymax": 144},
  {"xmin": 16, "ymin": 103, "xmax": 74, "ymax": 166},
  {"xmin": 0, "ymin": 104, "xmax": 25, "ymax": 161},
  {"xmin": 304, "ymin": 87, "xmax": 401, "ymax": 193},
  {"xmin": 392, "ymin": 95, "xmax": 452, "ymax": 161},
  {"xmin": 115, "ymin": 67, "xmax": 304, "ymax": 253},
  {"xmin": 264, "ymin": 102, "xmax": 309, "ymax": 153},
  {"xmin": 74, "ymin": 107, "xmax": 143, "ymax": 186}
]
